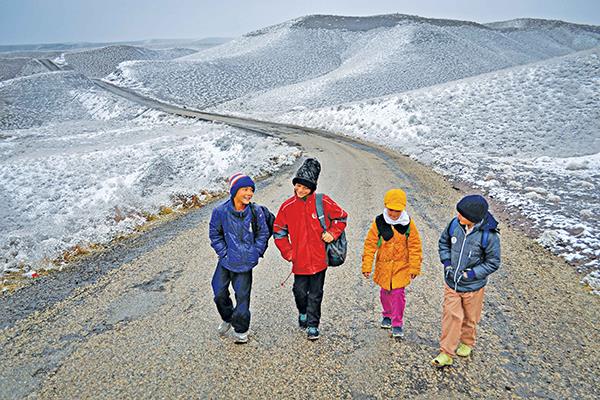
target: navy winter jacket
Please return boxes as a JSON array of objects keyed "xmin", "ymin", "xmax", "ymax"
[
  {"xmin": 438, "ymin": 212, "xmax": 501, "ymax": 292},
  {"xmin": 209, "ymin": 199, "xmax": 269, "ymax": 273}
]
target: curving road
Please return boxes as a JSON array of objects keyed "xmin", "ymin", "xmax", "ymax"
[
  {"xmin": 36, "ymin": 58, "xmax": 62, "ymax": 72},
  {"xmin": 1, "ymin": 82, "xmax": 598, "ymax": 399}
]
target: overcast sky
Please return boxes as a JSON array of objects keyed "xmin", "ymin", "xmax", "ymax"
[{"xmin": 2, "ymin": 0, "xmax": 600, "ymax": 45}]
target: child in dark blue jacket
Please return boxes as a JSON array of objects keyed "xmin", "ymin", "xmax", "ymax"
[
  {"xmin": 432, "ymin": 195, "xmax": 501, "ymax": 367},
  {"xmin": 209, "ymin": 173, "xmax": 269, "ymax": 343}
]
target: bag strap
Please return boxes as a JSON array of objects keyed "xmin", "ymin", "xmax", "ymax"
[
  {"xmin": 482, "ymin": 230, "xmax": 489, "ymax": 248},
  {"xmin": 315, "ymin": 193, "xmax": 327, "ymax": 232},
  {"xmin": 448, "ymin": 217, "xmax": 459, "ymax": 236},
  {"xmin": 249, "ymin": 203, "xmax": 259, "ymax": 240}
]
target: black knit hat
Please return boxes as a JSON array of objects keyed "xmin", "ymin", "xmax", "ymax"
[
  {"xmin": 292, "ymin": 158, "xmax": 321, "ymax": 192},
  {"xmin": 457, "ymin": 195, "xmax": 489, "ymax": 224}
]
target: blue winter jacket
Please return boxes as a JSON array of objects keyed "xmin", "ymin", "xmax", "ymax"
[
  {"xmin": 209, "ymin": 199, "xmax": 269, "ymax": 273},
  {"xmin": 438, "ymin": 212, "xmax": 501, "ymax": 292}
]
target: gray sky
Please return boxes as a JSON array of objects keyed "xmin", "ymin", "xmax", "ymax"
[{"xmin": 1, "ymin": 0, "xmax": 600, "ymax": 45}]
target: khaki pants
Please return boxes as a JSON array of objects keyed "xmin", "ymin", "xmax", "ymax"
[{"xmin": 440, "ymin": 285, "xmax": 485, "ymax": 356}]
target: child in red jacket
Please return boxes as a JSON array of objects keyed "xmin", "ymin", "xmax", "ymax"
[{"xmin": 273, "ymin": 158, "xmax": 348, "ymax": 340}]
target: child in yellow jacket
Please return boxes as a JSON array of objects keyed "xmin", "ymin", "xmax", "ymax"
[{"xmin": 361, "ymin": 189, "xmax": 423, "ymax": 338}]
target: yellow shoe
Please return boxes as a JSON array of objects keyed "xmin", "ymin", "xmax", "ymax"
[
  {"xmin": 456, "ymin": 343, "xmax": 472, "ymax": 357},
  {"xmin": 431, "ymin": 352, "xmax": 453, "ymax": 367}
]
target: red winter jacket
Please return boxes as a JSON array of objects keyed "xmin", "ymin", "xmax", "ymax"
[{"xmin": 274, "ymin": 193, "xmax": 348, "ymax": 275}]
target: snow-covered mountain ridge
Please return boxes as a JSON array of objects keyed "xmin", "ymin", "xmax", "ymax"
[{"xmin": 107, "ymin": 14, "xmax": 600, "ymax": 113}]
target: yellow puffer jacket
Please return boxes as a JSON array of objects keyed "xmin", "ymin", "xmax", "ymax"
[{"xmin": 361, "ymin": 218, "xmax": 423, "ymax": 290}]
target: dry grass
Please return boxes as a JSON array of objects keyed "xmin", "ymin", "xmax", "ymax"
[{"xmin": 1, "ymin": 190, "xmax": 226, "ymax": 296}]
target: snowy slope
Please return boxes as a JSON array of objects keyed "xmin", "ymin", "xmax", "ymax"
[
  {"xmin": 0, "ymin": 58, "xmax": 31, "ymax": 81},
  {"xmin": 0, "ymin": 45, "xmax": 297, "ymax": 278},
  {"xmin": 0, "ymin": 57, "xmax": 66, "ymax": 82},
  {"xmin": 0, "ymin": 67, "xmax": 299, "ymax": 276},
  {"xmin": 105, "ymin": 14, "xmax": 600, "ymax": 112},
  {"xmin": 62, "ymin": 45, "xmax": 197, "ymax": 78},
  {"xmin": 270, "ymin": 48, "xmax": 600, "ymax": 293},
  {"xmin": 0, "ymin": 71, "xmax": 144, "ymax": 129},
  {"xmin": 0, "ymin": 114, "xmax": 297, "ymax": 275},
  {"xmin": 486, "ymin": 19, "xmax": 600, "ymax": 56},
  {"xmin": 15, "ymin": 58, "xmax": 50, "ymax": 78},
  {"xmin": 106, "ymin": 22, "xmax": 356, "ymax": 108}
]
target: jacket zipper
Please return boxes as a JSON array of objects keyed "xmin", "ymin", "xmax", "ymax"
[
  {"xmin": 454, "ymin": 225, "xmax": 469, "ymax": 291},
  {"xmin": 238, "ymin": 211, "xmax": 247, "ymax": 264}
]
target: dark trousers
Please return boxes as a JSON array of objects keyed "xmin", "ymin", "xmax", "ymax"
[
  {"xmin": 211, "ymin": 263, "xmax": 253, "ymax": 333},
  {"xmin": 292, "ymin": 269, "xmax": 327, "ymax": 328}
]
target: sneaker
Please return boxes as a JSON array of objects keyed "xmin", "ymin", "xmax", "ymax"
[
  {"xmin": 456, "ymin": 343, "xmax": 472, "ymax": 357},
  {"xmin": 298, "ymin": 313, "xmax": 308, "ymax": 329},
  {"xmin": 380, "ymin": 317, "xmax": 392, "ymax": 329},
  {"xmin": 391, "ymin": 326, "xmax": 404, "ymax": 338},
  {"xmin": 431, "ymin": 352, "xmax": 453, "ymax": 367},
  {"xmin": 233, "ymin": 330, "xmax": 248, "ymax": 344},
  {"xmin": 217, "ymin": 321, "xmax": 231, "ymax": 336},
  {"xmin": 307, "ymin": 327, "xmax": 320, "ymax": 341}
]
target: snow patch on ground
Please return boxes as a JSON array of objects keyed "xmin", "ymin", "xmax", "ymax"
[
  {"xmin": 0, "ymin": 114, "xmax": 298, "ymax": 275},
  {"xmin": 0, "ymin": 69, "xmax": 299, "ymax": 276}
]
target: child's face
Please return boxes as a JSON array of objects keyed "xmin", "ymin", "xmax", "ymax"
[
  {"xmin": 457, "ymin": 212, "xmax": 475, "ymax": 227},
  {"xmin": 294, "ymin": 183, "xmax": 311, "ymax": 198},
  {"xmin": 386, "ymin": 208, "xmax": 403, "ymax": 220},
  {"xmin": 234, "ymin": 186, "xmax": 254, "ymax": 205}
]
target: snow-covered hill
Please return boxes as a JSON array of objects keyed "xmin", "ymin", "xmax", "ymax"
[
  {"xmin": 63, "ymin": 45, "xmax": 197, "ymax": 78},
  {"xmin": 269, "ymin": 47, "xmax": 600, "ymax": 293},
  {"xmin": 0, "ymin": 112, "xmax": 298, "ymax": 275},
  {"xmin": 0, "ymin": 70, "xmax": 298, "ymax": 276},
  {"xmin": 105, "ymin": 14, "xmax": 600, "ymax": 112},
  {"xmin": 0, "ymin": 58, "xmax": 48, "ymax": 81},
  {"xmin": 0, "ymin": 58, "xmax": 30, "ymax": 81},
  {"xmin": 0, "ymin": 71, "xmax": 144, "ymax": 129}
]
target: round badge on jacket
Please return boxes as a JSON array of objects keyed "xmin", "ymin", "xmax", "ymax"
[{"xmin": 451, "ymin": 236, "xmax": 457, "ymax": 244}]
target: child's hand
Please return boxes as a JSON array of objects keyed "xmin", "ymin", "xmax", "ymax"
[
  {"xmin": 322, "ymin": 231, "xmax": 334, "ymax": 243},
  {"xmin": 362, "ymin": 272, "xmax": 371, "ymax": 278}
]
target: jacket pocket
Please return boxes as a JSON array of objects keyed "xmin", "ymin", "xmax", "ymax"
[{"xmin": 249, "ymin": 246, "xmax": 260, "ymax": 264}]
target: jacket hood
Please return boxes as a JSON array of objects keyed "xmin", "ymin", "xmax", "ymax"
[{"xmin": 480, "ymin": 211, "xmax": 498, "ymax": 231}]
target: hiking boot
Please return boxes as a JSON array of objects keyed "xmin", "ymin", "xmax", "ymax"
[
  {"xmin": 217, "ymin": 321, "xmax": 231, "ymax": 336},
  {"xmin": 456, "ymin": 343, "xmax": 472, "ymax": 357},
  {"xmin": 431, "ymin": 352, "xmax": 453, "ymax": 368},
  {"xmin": 233, "ymin": 330, "xmax": 248, "ymax": 344},
  {"xmin": 298, "ymin": 313, "xmax": 308, "ymax": 329},
  {"xmin": 307, "ymin": 327, "xmax": 320, "ymax": 341},
  {"xmin": 391, "ymin": 326, "xmax": 404, "ymax": 338},
  {"xmin": 380, "ymin": 317, "xmax": 392, "ymax": 329}
]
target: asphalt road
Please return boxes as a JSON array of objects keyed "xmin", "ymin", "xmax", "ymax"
[{"xmin": 1, "ymin": 84, "xmax": 598, "ymax": 399}]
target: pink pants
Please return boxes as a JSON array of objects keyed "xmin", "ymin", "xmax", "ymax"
[{"xmin": 380, "ymin": 287, "xmax": 406, "ymax": 327}]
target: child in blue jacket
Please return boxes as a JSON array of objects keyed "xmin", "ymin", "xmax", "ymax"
[
  {"xmin": 432, "ymin": 194, "xmax": 501, "ymax": 367},
  {"xmin": 208, "ymin": 173, "xmax": 269, "ymax": 343}
]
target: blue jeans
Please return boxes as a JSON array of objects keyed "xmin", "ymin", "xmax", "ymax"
[{"xmin": 211, "ymin": 263, "xmax": 253, "ymax": 333}]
